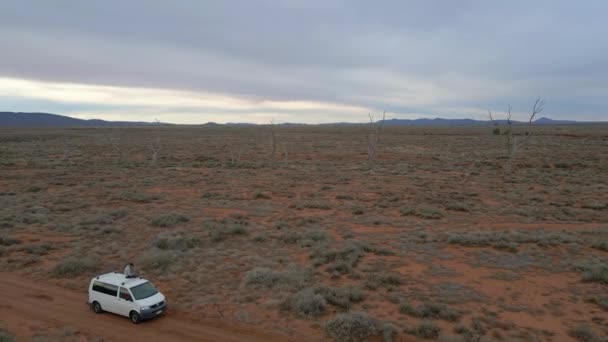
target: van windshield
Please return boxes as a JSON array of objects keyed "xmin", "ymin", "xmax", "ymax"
[{"xmin": 130, "ymin": 282, "xmax": 158, "ymax": 300}]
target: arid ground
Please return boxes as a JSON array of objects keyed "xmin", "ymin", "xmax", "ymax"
[{"xmin": 0, "ymin": 124, "xmax": 607, "ymax": 341}]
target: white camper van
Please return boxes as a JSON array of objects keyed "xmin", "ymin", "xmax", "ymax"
[{"xmin": 88, "ymin": 272, "xmax": 167, "ymax": 323}]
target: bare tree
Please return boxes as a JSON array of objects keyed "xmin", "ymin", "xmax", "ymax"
[
  {"xmin": 283, "ymin": 143, "xmax": 289, "ymax": 167},
  {"xmin": 108, "ymin": 130, "xmax": 125, "ymax": 165},
  {"xmin": 488, "ymin": 97, "xmax": 545, "ymax": 174},
  {"xmin": 149, "ymin": 119, "xmax": 162, "ymax": 167},
  {"xmin": 364, "ymin": 111, "xmax": 386, "ymax": 163}
]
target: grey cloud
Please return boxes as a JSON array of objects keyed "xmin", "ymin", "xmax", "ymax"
[{"xmin": 0, "ymin": 0, "xmax": 607, "ymax": 121}]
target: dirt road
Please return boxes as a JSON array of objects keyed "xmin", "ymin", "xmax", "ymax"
[{"xmin": 0, "ymin": 273, "xmax": 288, "ymax": 341}]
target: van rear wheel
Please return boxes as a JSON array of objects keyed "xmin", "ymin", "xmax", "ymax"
[
  {"xmin": 92, "ymin": 301, "xmax": 103, "ymax": 313},
  {"xmin": 130, "ymin": 311, "xmax": 141, "ymax": 324}
]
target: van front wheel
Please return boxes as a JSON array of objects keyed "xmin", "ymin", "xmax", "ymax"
[
  {"xmin": 92, "ymin": 301, "xmax": 103, "ymax": 313},
  {"xmin": 130, "ymin": 311, "xmax": 141, "ymax": 324}
]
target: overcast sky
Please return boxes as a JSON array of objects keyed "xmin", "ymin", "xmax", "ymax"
[{"xmin": 1, "ymin": 1, "xmax": 606, "ymax": 123}]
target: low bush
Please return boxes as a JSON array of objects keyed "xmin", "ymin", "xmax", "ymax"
[
  {"xmin": 150, "ymin": 213, "xmax": 189, "ymax": 228},
  {"xmin": 568, "ymin": 324, "xmax": 603, "ymax": 342},
  {"xmin": 314, "ymin": 285, "xmax": 365, "ymax": 310},
  {"xmin": 576, "ymin": 259, "xmax": 608, "ymax": 284},
  {"xmin": 52, "ymin": 257, "xmax": 97, "ymax": 277},
  {"xmin": 400, "ymin": 302, "xmax": 461, "ymax": 322},
  {"xmin": 138, "ymin": 248, "xmax": 179, "ymax": 271},
  {"xmin": 153, "ymin": 233, "xmax": 201, "ymax": 251},
  {"xmin": 288, "ymin": 288, "xmax": 327, "ymax": 318},
  {"xmin": 592, "ymin": 241, "xmax": 608, "ymax": 252},
  {"xmin": 244, "ymin": 265, "xmax": 311, "ymax": 291},
  {"xmin": 405, "ymin": 321, "xmax": 441, "ymax": 339},
  {"xmin": 311, "ymin": 241, "xmax": 367, "ymax": 275},
  {"xmin": 0, "ymin": 236, "xmax": 20, "ymax": 246},
  {"xmin": 324, "ymin": 312, "xmax": 378, "ymax": 342},
  {"xmin": 0, "ymin": 328, "xmax": 16, "ymax": 342}
]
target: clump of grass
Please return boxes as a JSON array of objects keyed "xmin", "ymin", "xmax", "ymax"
[
  {"xmin": 399, "ymin": 206, "xmax": 443, "ymax": 219},
  {"xmin": 399, "ymin": 206, "xmax": 416, "ymax": 216},
  {"xmin": 366, "ymin": 272, "xmax": 403, "ymax": 290},
  {"xmin": 445, "ymin": 203, "xmax": 470, "ymax": 212},
  {"xmin": 568, "ymin": 324, "xmax": 603, "ymax": 342},
  {"xmin": 244, "ymin": 265, "xmax": 311, "ymax": 291},
  {"xmin": 297, "ymin": 200, "xmax": 331, "ymax": 210},
  {"xmin": 417, "ymin": 206, "xmax": 444, "ymax": 219},
  {"xmin": 575, "ymin": 258, "xmax": 608, "ymax": 284},
  {"xmin": 405, "ymin": 321, "xmax": 441, "ymax": 339},
  {"xmin": 52, "ymin": 257, "xmax": 97, "ymax": 277},
  {"xmin": 0, "ymin": 236, "xmax": 21, "ymax": 246},
  {"xmin": 149, "ymin": 212, "xmax": 189, "ymax": 228},
  {"xmin": 585, "ymin": 296, "xmax": 608, "ymax": 311},
  {"xmin": 26, "ymin": 185, "xmax": 43, "ymax": 193},
  {"xmin": 286, "ymin": 288, "xmax": 327, "ymax": 318},
  {"xmin": 400, "ymin": 302, "xmax": 461, "ymax": 322},
  {"xmin": 0, "ymin": 328, "xmax": 16, "ymax": 342},
  {"xmin": 592, "ymin": 241, "xmax": 608, "ymax": 252},
  {"xmin": 118, "ymin": 190, "xmax": 160, "ymax": 203},
  {"xmin": 351, "ymin": 206, "xmax": 364, "ymax": 215},
  {"xmin": 336, "ymin": 194, "xmax": 354, "ymax": 200},
  {"xmin": 253, "ymin": 192, "xmax": 271, "ymax": 200},
  {"xmin": 382, "ymin": 322, "xmax": 398, "ymax": 342},
  {"xmin": 22, "ymin": 243, "xmax": 52, "ymax": 255},
  {"xmin": 79, "ymin": 208, "xmax": 128, "ymax": 226},
  {"xmin": 324, "ymin": 312, "xmax": 378, "ymax": 342},
  {"xmin": 313, "ymin": 285, "xmax": 365, "ymax": 310},
  {"xmin": 138, "ymin": 248, "xmax": 179, "ymax": 271},
  {"xmin": 311, "ymin": 240, "xmax": 367, "ymax": 274},
  {"xmin": 152, "ymin": 232, "xmax": 201, "ymax": 251}
]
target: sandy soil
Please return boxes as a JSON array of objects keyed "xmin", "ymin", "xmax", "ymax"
[{"xmin": 0, "ymin": 273, "xmax": 288, "ymax": 341}]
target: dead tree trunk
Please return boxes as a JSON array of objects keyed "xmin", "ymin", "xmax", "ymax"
[
  {"xmin": 149, "ymin": 119, "xmax": 162, "ymax": 167},
  {"xmin": 488, "ymin": 97, "xmax": 545, "ymax": 175},
  {"xmin": 364, "ymin": 111, "xmax": 386, "ymax": 164}
]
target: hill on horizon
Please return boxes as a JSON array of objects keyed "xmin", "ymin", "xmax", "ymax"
[{"xmin": 0, "ymin": 111, "xmax": 600, "ymax": 127}]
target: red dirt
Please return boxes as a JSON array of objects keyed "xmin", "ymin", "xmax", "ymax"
[{"xmin": 0, "ymin": 273, "xmax": 290, "ymax": 341}]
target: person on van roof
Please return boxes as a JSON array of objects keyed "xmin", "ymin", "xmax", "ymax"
[{"xmin": 124, "ymin": 262, "xmax": 137, "ymax": 278}]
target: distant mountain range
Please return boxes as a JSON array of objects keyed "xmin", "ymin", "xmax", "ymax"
[
  {"xmin": 0, "ymin": 111, "xmax": 601, "ymax": 127},
  {"xmin": 0, "ymin": 112, "xmax": 163, "ymax": 127}
]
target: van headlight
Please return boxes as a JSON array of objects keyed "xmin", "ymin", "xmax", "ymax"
[{"xmin": 141, "ymin": 306, "xmax": 150, "ymax": 310}]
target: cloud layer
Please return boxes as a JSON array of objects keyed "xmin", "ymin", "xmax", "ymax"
[{"xmin": 1, "ymin": 1, "xmax": 607, "ymax": 123}]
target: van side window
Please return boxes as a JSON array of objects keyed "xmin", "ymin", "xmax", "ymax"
[
  {"xmin": 92, "ymin": 281, "xmax": 118, "ymax": 297},
  {"xmin": 119, "ymin": 287, "xmax": 133, "ymax": 301}
]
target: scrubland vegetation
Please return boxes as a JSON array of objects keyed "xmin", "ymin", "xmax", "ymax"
[{"xmin": 0, "ymin": 124, "xmax": 607, "ymax": 340}]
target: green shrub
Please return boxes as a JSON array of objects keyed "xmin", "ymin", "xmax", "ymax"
[
  {"xmin": 399, "ymin": 206, "xmax": 416, "ymax": 216},
  {"xmin": 76, "ymin": 209, "xmax": 128, "ymax": 228},
  {"xmin": 400, "ymin": 302, "xmax": 461, "ymax": 322},
  {"xmin": 153, "ymin": 233, "xmax": 201, "ymax": 251},
  {"xmin": 288, "ymin": 288, "xmax": 327, "ymax": 318},
  {"xmin": 0, "ymin": 236, "xmax": 21, "ymax": 246},
  {"xmin": 150, "ymin": 213, "xmax": 189, "ymax": 228},
  {"xmin": 568, "ymin": 324, "xmax": 603, "ymax": 342},
  {"xmin": 138, "ymin": 248, "xmax": 179, "ymax": 271},
  {"xmin": 324, "ymin": 312, "xmax": 378, "ymax": 342},
  {"xmin": 311, "ymin": 241, "xmax": 367, "ymax": 275},
  {"xmin": 446, "ymin": 203, "xmax": 470, "ymax": 212},
  {"xmin": 0, "ymin": 328, "xmax": 16, "ymax": 342},
  {"xmin": 52, "ymin": 257, "xmax": 97, "ymax": 277},
  {"xmin": 314, "ymin": 285, "xmax": 365, "ymax": 310},
  {"xmin": 253, "ymin": 192, "xmax": 271, "ymax": 200},
  {"xmin": 405, "ymin": 321, "xmax": 441, "ymax": 339},
  {"xmin": 244, "ymin": 265, "xmax": 311, "ymax": 291},
  {"xmin": 382, "ymin": 323, "xmax": 398, "ymax": 342},
  {"xmin": 417, "ymin": 207, "xmax": 443, "ymax": 219},
  {"xmin": 592, "ymin": 241, "xmax": 608, "ymax": 252}
]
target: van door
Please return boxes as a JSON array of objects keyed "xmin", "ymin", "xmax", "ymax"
[
  {"xmin": 115, "ymin": 287, "xmax": 135, "ymax": 317},
  {"xmin": 91, "ymin": 281, "xmax": 120, "ymax": 314}
]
